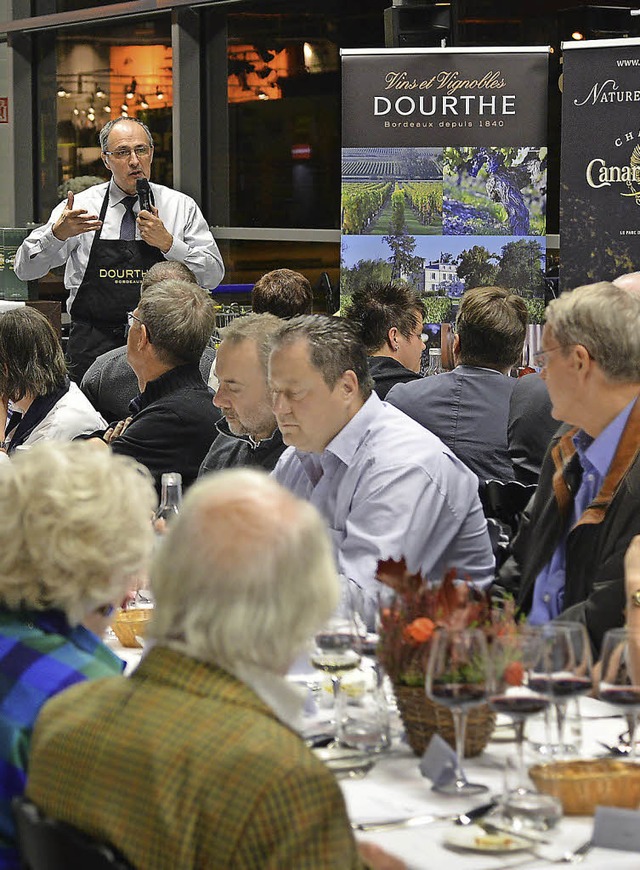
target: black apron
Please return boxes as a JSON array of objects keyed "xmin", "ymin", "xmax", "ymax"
[{"xmin": 67, "ymin": 188, "xmax": 164, "ymax": 382}]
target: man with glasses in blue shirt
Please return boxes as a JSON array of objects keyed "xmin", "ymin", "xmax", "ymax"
[
  {"xmin": 16, "ymin": 117, "xmax": 224, "ymax": 381},
  {"xmin": 496, "ymin": 281, "xmax": 640, "ymax": 655}
]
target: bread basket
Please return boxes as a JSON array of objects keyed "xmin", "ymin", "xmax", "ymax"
[
  {"xmin": 111, "ymin": 607, "xmax": 153, "ymax": 648},
  {"xmin": 529, "ymin": 758, "xmax": 640, "ymax": 815}
]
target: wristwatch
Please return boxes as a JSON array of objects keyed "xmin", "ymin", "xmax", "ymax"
[{"xmin": 630, "ymin": 588, "xmax": 640, "ymax": 608}]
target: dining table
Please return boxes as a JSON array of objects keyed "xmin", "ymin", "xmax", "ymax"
[{"xmin": 106, "ymin": 635, "xmax": 640, "ymax": 870}]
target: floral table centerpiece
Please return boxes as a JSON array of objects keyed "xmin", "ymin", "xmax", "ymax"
[{"xmin": 376, "ymin": 558, "xmax": 517, "ymax": 757}]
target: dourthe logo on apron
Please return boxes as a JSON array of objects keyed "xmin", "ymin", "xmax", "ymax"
[{"xmin": 98, "ymin": 267, "xmax": 147, "ymax": 284}]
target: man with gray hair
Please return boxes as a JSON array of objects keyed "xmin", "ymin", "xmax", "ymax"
[
  {"xmin": 90, "ymin": 278, "xmax": 220, "ymax": 493},
  {"xmin": 497, "ymin": 282, "xmax": 640, "ymax": 654},
  {"xmin": 25, "ymin": 469, "xmax": 402, "ymax": 870},
  {"xmin": 80, "ymin": 260, "xmax": 216, "ymax": 421},
  {"xmin": 199, "ymin": 313, "xmax": 286, "ymax": 475},
  {"xmin": 270, "ymin": 315, "xmax": 495, "ymax": 612},
  {"xmin": 16, "ymin": 116, "xmax": 224, "ymax": 381}
]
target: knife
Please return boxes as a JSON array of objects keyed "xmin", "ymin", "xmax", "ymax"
[
  {"xmin": 352, "ymin": 799, "xmax": 498, "ymax": 833},
  {"xmin": 479, "ymin": 821, "xmax": 551, "ymax": 845}
]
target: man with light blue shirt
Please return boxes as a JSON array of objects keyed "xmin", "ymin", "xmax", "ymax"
[
  {"xmin": 496, "ymin": 282, "xmax": 640, "ymax": 654},
  {"xmin": 269, "ymin": 315, "xmax": 495, "ymax": 611}
]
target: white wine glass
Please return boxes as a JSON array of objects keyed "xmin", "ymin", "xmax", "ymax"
[
  {"xmin": 426, "ymin": 627, "xmax": 490, "ymax": 795},
  {"xmin": 310, "ymin": 614, "xmax": 361, "ymax": 746}
]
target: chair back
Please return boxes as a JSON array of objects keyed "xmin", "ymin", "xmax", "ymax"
[
  {"xmin": 12, "ymin": 796, "xmax": 133, "ymax": 870},
  {"xmin": 480, "ymin": 479, "xmax": 537, "ymax": 569},
  {"xmin": 481, "ymin": 479, "xmax": 537, "ymax": 536}
]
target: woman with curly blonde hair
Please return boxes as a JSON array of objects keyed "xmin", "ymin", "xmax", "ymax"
[{"xmin": 0, "ymin": 441, "xmax": 157, "ymax": 867}]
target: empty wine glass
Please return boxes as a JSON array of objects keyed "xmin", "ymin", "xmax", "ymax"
[
  {"xmin": 599, "ymin": 627, "xmax": 640, "ymax": 759},
  {"xmin": 426, "ymin": 627, "xmax": 490, "ymax": 795},
  {"xmin": 310, "ymin": 613, "xmax": 361, "ymax": 746}
]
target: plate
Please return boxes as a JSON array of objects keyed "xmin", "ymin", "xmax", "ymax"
[
  {"xmin": 313, "ymin": 745, "xmax": 375, "ymax": 777},
  {"xmin": 443, "ymin": 824, "xmax": 531, "ymax": 854}
]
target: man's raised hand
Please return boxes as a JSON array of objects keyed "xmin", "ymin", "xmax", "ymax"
[{"xmin": 52, "ymin": 191, "xmax": 102, "ymax": 241}]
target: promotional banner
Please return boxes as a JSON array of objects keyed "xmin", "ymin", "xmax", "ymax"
[
  {"xmin": 340, "ymin": 47, "xmax": 550, "ymax": 360},
  {"xmin": 560, "ymin": 38, "xmax": 640, "ymax": 292}
]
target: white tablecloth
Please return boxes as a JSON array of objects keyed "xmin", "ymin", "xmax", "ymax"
[
  {"xmin": 106, "ymin": 639, "xmax": 640, "ymax": 869},
  {"xmin": 341, "ymin": 698, "xmax": 640, "ymax": 869}
]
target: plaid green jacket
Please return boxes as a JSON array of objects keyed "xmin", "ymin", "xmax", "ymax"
[{"xmin": 27, "ymin": 646, "xmax": 362, "ymax": 869}]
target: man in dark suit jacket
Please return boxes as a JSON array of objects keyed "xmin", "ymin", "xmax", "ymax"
[{"xmin": 387, "ymin": 286, "xmax": 528, "ymax": 482}]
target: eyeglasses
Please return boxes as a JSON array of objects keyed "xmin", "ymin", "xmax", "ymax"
[
  {"xmin": 532, "ymin": 345, "xmax": 567, "ymax": 368},
  {"xmin": 126, "ymin": 310, "xmax": 152, "ymax": 343},
  {"xmin": 103, "ymin": 145, "xmax": 153, "ymax": 160}
]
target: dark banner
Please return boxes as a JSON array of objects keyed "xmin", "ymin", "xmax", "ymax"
[
  {"xmin": 340, "ymin": 48, "xmax": 549, "ymax": 359},
  {"xmin": 560, "ymin": 39, "xmax": 640, "ymax": 291}
]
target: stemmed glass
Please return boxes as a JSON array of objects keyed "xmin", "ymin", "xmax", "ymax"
[
  {"xmin": 310, "ymin": 613, "xmax": 361, "ymax": 746},
  {"xmin": 598, "ymin": 627, "xmax": 640, "ymax": 759},
  {"xmin": 426, "ymin": 627, "xmax": 490, "ymax": 795},
  {"xmin": 532, "ymin": 622, "xmax": 592, "ymax": 759},
  {"xmin": 488, "ymin": 626, "xmax": 563, "ymax": 827},
  {"xmin": 488, "ymin": 626, "xmax": 549, "ymax": 788}
]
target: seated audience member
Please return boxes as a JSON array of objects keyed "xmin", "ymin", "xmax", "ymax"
[
  {"xmin": 92, "ymin": 278, "xmax": 220, "ymax": 493},
  {"xmin": 508, "ymin": 372, "xmax": 558, "ymax": 484},
  {"xmin": 507, "ymin": 271, "xmax": 640, "ymax": 487},
  {"xmin": 80, "ymin": 261, "xmax": 216, "ymax": 421},
  {"xmin": 0, "ymin": 307, "xmax": 105, "ymax": 459},
  {"xmin": 251, "ymin": 267, "xmax": 313, "ymax": 318},
  {"xmin": 497, "ymin": 282, "xmax": 640, "ymax": 655},
  {"xmin": 387, "ymin": 286, "xmax": 528, "ymax": 482},
  {"xmin": 0, "ymin": 442, "xmax": 156, "ymax": 869},
  {"xmin": 270, "ymin": 316, "xmax": 494, "ymax": 611},
  {"xmin": 26, "ymin": 469, "xmax": 402, "ymax": 870},
  {"xmin": 343, "ymin": 281, "xmax": 424, "ymax": 399},
  {"xmin": 199, "ymin": 314, "xmax": 286, "ymax": 476}
]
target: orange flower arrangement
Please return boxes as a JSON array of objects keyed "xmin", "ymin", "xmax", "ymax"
[{"xmin": 376, "ymin": 558, "xmax": 518, "ymax": 687}]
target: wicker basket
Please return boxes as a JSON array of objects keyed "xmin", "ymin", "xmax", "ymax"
[
  {"xmin": 529, "ymin": 759, "xmax": 640, "ymax": 815},
  {"xmin": 111, "ymin": 608, "xmax": 152, "ymax": 649},
  {"xmin": 393, "ymin": 684, "xmax": 496, "ymax": 757}
]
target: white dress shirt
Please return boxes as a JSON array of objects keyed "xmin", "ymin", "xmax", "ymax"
[
  {"xmin": 15, "ymin": 180, "xmax": 224, "ymax": 308},
  {"xmin": 273, "ymin": 393, "xmax": 495, "ymax": 608}
]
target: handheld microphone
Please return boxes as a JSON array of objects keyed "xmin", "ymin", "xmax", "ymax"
[{"xmin": 136, "ymin": 178, "xmax": 152, "ymax": 212}]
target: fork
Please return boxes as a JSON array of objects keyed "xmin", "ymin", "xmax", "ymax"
[{"xmin": 487, "ymin": 838, "xmax": 593, "ymax": 869}]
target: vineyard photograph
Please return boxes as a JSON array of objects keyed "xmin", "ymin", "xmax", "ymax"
[
  {"xmin": 341, "ymin": 147, "xmax": 443, "ymax": 235},
  {"xmin": 442, "ymin": 146, "xmax": 547, "ymax": 237}
]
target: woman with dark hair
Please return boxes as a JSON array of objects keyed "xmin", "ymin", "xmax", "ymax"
[{"xmin": 0, "ymin": 307, "xmax": 105, "ymax": 458}]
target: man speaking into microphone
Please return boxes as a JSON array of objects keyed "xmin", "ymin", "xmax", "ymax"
[{"xmin": 15, "ymin": 116, "xmax": 224, "ymax": 381}]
